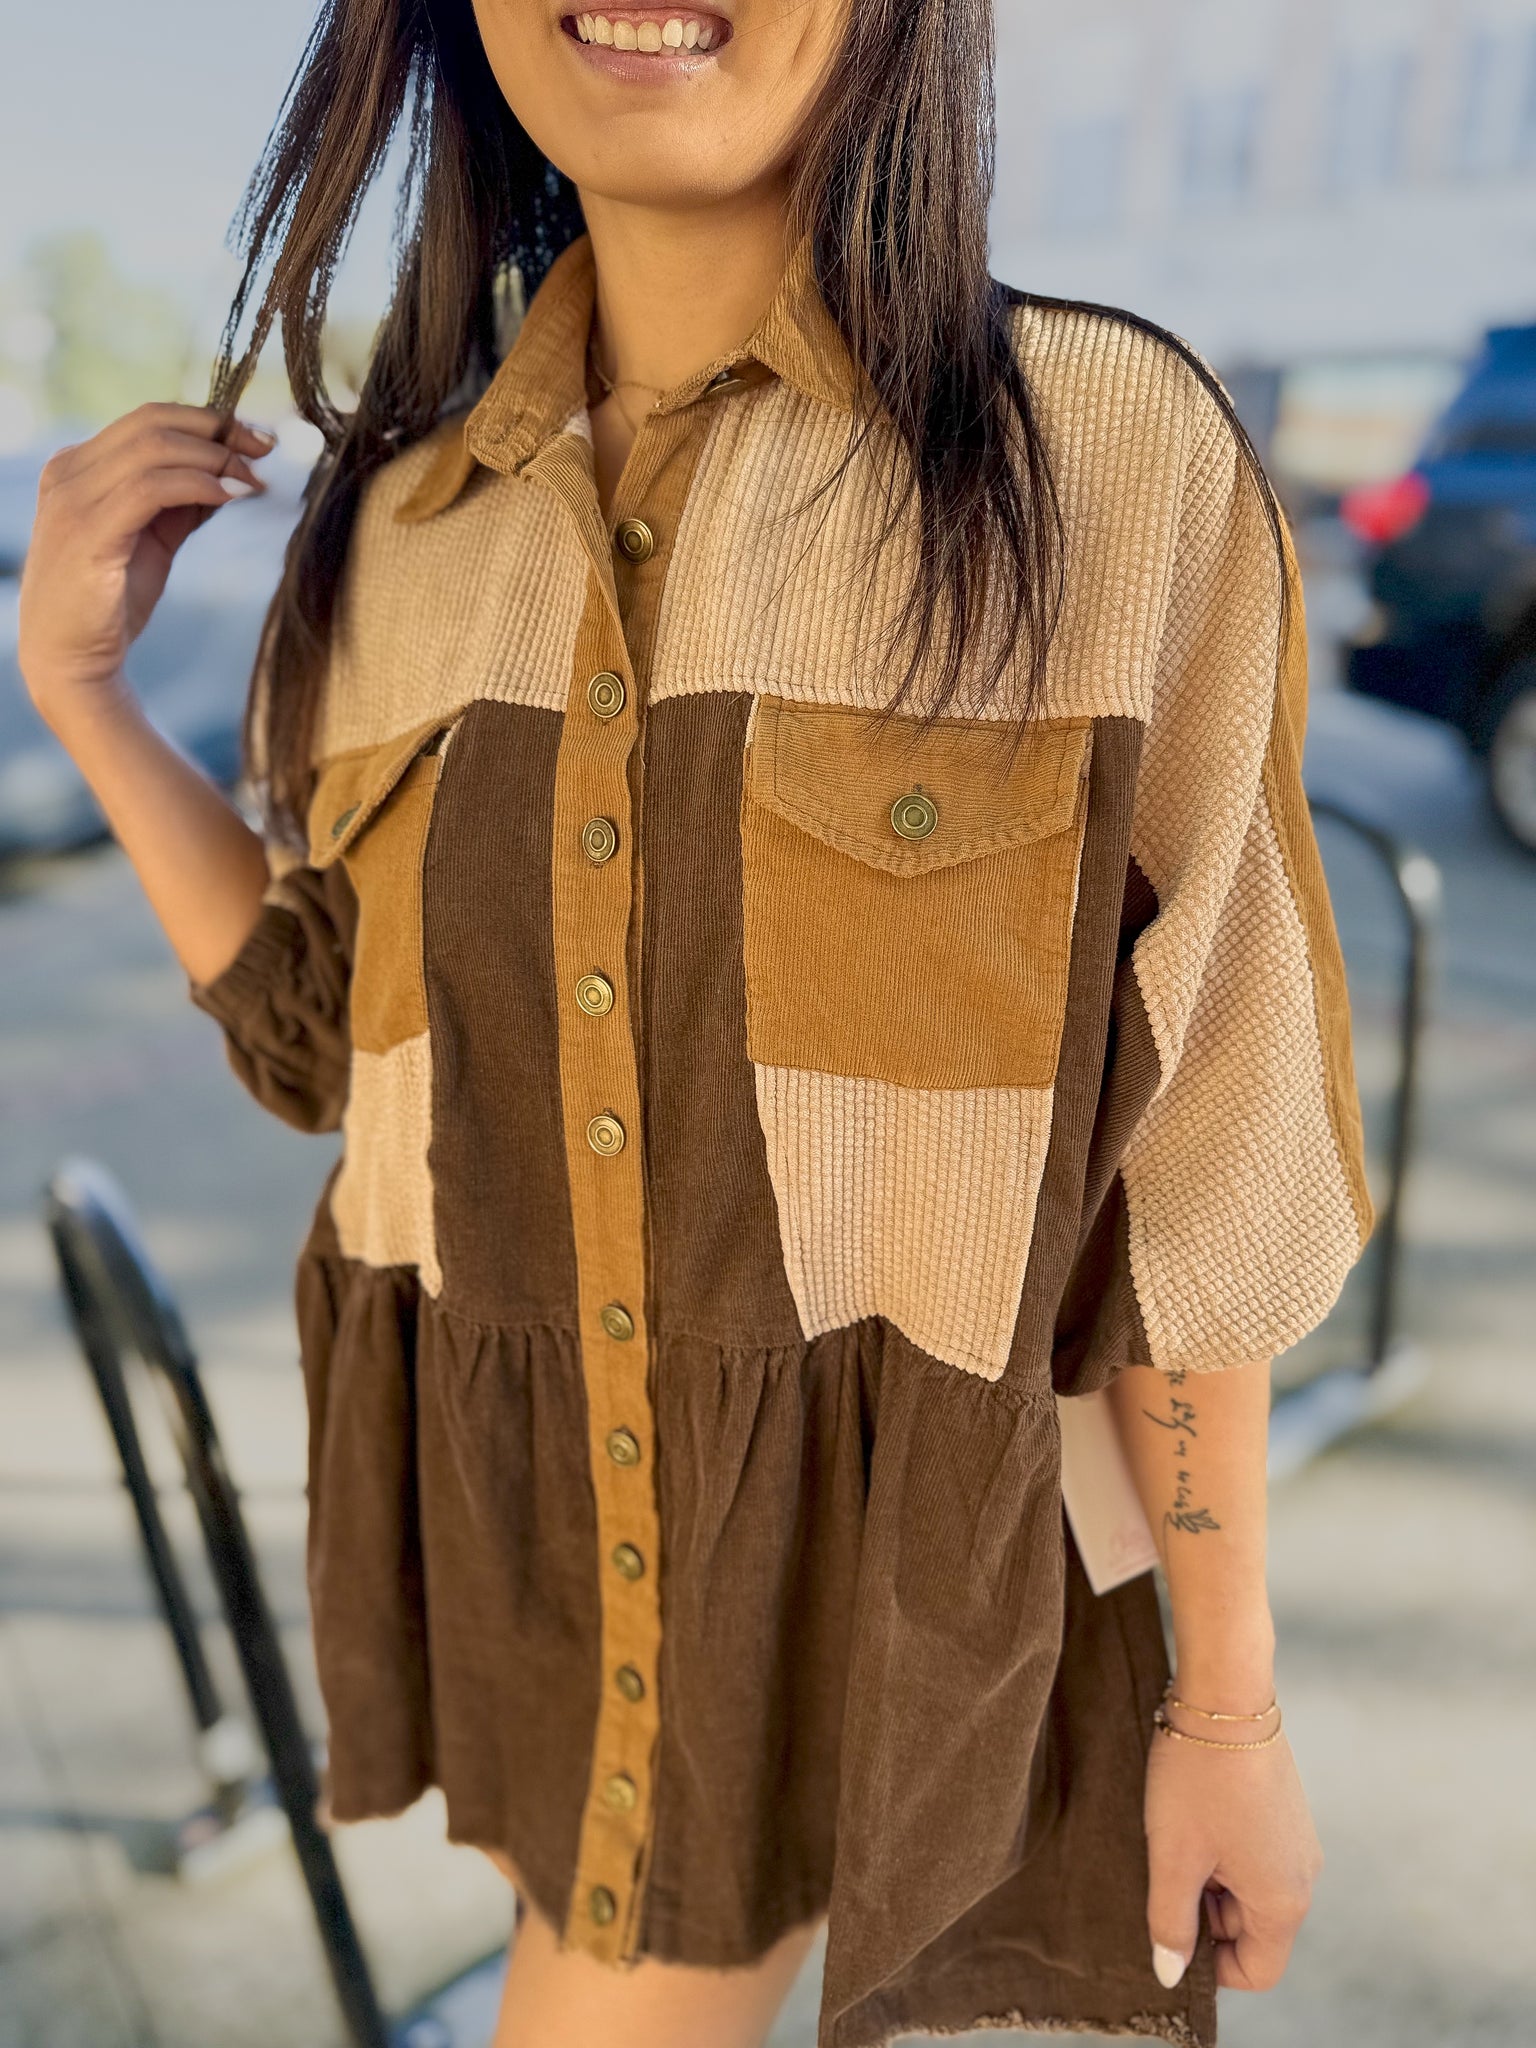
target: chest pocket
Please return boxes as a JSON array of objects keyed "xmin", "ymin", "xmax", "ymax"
[
  {"xmin": 306, "ymin": 711, "xmax": 463, "ymax": 1057},
  {"xmin": 741, "ymin": 696, "xmax": 1093, "ymax": 1091}
]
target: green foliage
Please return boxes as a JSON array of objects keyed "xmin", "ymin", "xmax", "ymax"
[{"xmin": 24, "ymin": 230, "xmax": 195, "ymax": 425}]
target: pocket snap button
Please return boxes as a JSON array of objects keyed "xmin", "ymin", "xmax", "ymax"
[{"xmin": 891, "ymin": 790, "xmax": 939, "ymax": 841}]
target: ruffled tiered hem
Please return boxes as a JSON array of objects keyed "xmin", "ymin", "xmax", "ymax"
[{"xmin": 291, "ymin": 1208, "xmax": 1216, "ymax": 2047}]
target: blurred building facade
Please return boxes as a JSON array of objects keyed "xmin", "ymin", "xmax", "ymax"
[{"xmin": 993, "ymin": 0, "xmax": 1536, "ymax": 483}]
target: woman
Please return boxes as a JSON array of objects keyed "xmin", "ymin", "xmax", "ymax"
[{"xmin": 19, "ymin": 4, "xmax": 1373, "ymax": 2045}]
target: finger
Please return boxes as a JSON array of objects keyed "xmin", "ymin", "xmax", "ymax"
[
  {"xmin": 1205, "ymin": 1886, "xmax": 1242, "ymax": 1942},
  {"xmin": 93, "ymin": 466, "xmax": 263, "ymax": 551},
  {"xmin": 56, "ymin": 428, "xmax": 265, "ymax": 509},
  {"xmin": 94, "ymin": 400, "xmax": 273, "ymax": 454},
  {"xmin": 1214, "ymin": 1915, "xmax": 1300, "ymax": 1994},
  {"xmin": 54, "ymin": 405, "xmax": 277, "ymax": 485},
  {"xmin": 1146, "ymin": 1839, "xmax": 1211, "ymax": 1989}
]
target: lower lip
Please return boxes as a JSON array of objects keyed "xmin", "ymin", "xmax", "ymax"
[{"xmin": 562, "ymin": 20, "xmax": 727, "ymax": 82}]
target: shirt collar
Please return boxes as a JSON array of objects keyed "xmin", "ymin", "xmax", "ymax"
[{"xmin": 395, "ymin": 230, "xmax": 857, "ymax": 525}]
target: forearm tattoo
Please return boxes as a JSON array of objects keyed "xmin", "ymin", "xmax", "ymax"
[{"xmin": 1140, "ymin": 1367, "xmax": 1223, "ymax": 1536}]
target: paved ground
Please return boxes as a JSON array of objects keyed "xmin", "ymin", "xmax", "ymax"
[{"xmin": 1, "ymin": 551, "xmax": 1532, "ymax": 2046}]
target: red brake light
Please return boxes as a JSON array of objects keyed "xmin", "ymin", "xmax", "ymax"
[{"xmin": 1340, "ymin": 471, "xmax": 1432, "ymax": 546}]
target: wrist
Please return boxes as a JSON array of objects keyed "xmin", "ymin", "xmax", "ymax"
[
  {"xmin": 1170, "ymin": 1633, "xmax": 1276, "ymax": 1714},
  {"xmin": 30, "ymin": 671, "xmax": 142, "ymax": 747}
]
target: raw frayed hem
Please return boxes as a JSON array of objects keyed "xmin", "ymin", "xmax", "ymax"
[{"xmin": 840, "ymin": 2010, "xmax": 1207, "ymax": 2048}]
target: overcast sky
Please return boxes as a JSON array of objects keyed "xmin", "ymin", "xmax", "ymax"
[{"xmin": 0, "ymin": 1, "xmax": 396, "ymax": 324}]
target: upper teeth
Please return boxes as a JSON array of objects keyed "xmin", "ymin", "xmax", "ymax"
[{"xmin": 575, "ymin": 15, "xmax": 719, "ymax": 51}]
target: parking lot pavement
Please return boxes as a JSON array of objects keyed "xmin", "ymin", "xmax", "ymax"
[{"xmin": 1, "ymin": 658, "xmax": 1532, "ymax": 2045}]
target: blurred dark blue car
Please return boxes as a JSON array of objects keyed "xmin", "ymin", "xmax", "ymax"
[
  {"xmin": 1343, "ymin": 324, "xmax": 1536, "ymax": 852},
  {"xmin": 0, "ymin": 435, "xmax": 305, "ymax": 859}
]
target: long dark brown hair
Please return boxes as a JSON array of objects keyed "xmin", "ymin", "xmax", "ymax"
[{"xmin": 211, "ymin": 0, "xmax": 1282, "ymax": 844}]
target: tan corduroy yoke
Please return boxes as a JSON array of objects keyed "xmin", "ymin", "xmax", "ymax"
[{"xmin": 189, "ymin": 231, "xmax": 1374, "ymax": 2048}]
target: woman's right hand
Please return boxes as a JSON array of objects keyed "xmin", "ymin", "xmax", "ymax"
[{"xmin": 19, "ymin": 402, "xmax": 277, "ymax": 733}]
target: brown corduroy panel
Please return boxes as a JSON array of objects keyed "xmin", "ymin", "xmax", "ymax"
[
  {"xmin": 187, "ymin": 862, "xmax": 357, "ymax": 1134},
  {"xmin": 823, "ymin": 1534, "xmax": 1216, "ymax": 2048},
  {"xmin": 742, "ymin": 701, "xmax": 1093, "ymax": 1089},
  {"xmin": 421, "ymin": 697, "xmax": 578, "ymax": 1325},
  {"xmin": 1003, "ymin": 718, "xmax": 1152, "ymax": 1393},
  {"xmin": 1048, "ymin": 865, "xmax": 1164, "ymax": 1390},
  {"xmin": 1263, "ymin": 531, "xmax": 1376, "ymax": 1248},
  {"xmin": 293, "ymin": 1184, "xmax": 434, "ymax": 1822},
  {"xmin": 639, "ymin": 691, "xmax": 805, "ymax": 1347}
]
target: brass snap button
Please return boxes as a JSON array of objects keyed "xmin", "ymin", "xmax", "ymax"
[
  {"xmin": 605, "ymin": 1426, "xmax": 641, "ymax": 1467},
  {"xmin": 603, "ymin": 1772, "xmax": 638, "ymax": 1813},
  {"xmin": 891, "ymin": 790, "xmax": 939, "ymax": 841},
  {"xmin": 587, "ymin": 671, "xmax": 626, "ymax": 719},
  {"xmin": 614, "ymin": 517, "xmax": 654, "ymax": 563},
  {"xmin": 707, "ymin": 369, "xmax": 748, "ymax": 396},
  {"xmin": 588, "ymin": 1885, "xmax": 617, "ymax": 1925},
  {"xmin": 600, "ymin": 1301, "xmax": 636, "ymax": 1341},
  {"xmin": 587, "ymin": 1112, "xmax": 626, "ymax": 1156},
  {"xmin": 582, "ymin": 816, "xmax": 619, "ymax": 865},
  {"xmin": 330, "ymin": 803, "xmax": 359, "ymax": 839},
  {"xmin": 615, "ymin": 1663, "xmax": 646, "ymax": 1702},
  {"xmin": 611, "ymin": 1542, "xmax": 645, "ymax": 1580},
  {"xmin": 576, "ymin": 972, "xmax": 615, "ymax": 1016}
]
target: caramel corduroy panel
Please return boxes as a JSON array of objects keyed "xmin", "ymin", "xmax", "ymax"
[
  {"xmin": 1120, "ymin": 397, "xmax": 1375, "ymax": 1372},
  {"xmin": 537, "ymin": 394, "xmax": 715, "ymax": 1963},
  {"xmin": 550, "ymin": 580, "xmax": 665, "ymax": 1963},
  {"xmin": 741, "ymin": 697, "xmax": 1091, "ymax": 1090},
  {"xmin": 317, "ymin": 418, "xmax": 590, "ymax": 758},
  {"xmin": 306, "ymin": 715, "xmax": 461, "ymax": 1056}
]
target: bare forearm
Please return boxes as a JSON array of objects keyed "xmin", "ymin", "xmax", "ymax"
[
  {"xmin": 41, "ymin": 685, "xmax": 268, "ymax": 988},
  {"xmin": 1108, "ymin": 1357, "xmax": 1276, "ymax": 1708}
]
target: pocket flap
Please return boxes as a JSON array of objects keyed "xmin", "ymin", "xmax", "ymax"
[
  {"xmin": 307, "ymin": 712, "xmax": 461, "ymax": 869},
  {"xmin": 746, "ymin": 696, "xmax": 1092, "ymax": 875}
]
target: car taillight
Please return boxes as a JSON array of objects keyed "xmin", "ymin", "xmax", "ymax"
[{"xmin": 1340, "ymin": 470, "xmax": 1432, "ymax": 546}]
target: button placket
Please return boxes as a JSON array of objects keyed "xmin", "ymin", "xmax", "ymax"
[
  {"xmin": 543, "ymin": 409, "xmax": 712, "ymax": 1963},
  {"xmin": 550, "ymin": 586, "xmax": 660, "ymax": 1964}
]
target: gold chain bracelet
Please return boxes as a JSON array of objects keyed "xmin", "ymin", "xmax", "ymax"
[
  {"xmin": 1161, "ymin": 1678, "xmax": 1278, "ymax": 1723},
  {"xmin": 1152, "ymin": 1704, "xmax": 1285, "ymax": 1750}
]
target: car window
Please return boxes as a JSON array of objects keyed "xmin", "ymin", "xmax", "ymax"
[{"xmin": 1430, "ymin": 417, "xmax": 1536, "ymax": 459}]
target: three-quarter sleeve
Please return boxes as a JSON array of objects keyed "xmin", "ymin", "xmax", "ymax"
[
  {"xmin": 1109, "ymin": 396, "xmax": 1376, "ymax": 1374},
  {"xmin": 188, "ymin": 844, "xmax": 356, "ymax": 1135}
]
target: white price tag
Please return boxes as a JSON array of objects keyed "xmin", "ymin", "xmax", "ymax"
[{"xmin": 1056, "ymin": 1386, "xmax": 1159, "ymax": 1595}]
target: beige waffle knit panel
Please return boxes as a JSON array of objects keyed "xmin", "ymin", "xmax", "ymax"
[
  {"xmin": 752, "ymin": 1065, "xmax": 1057, "ymax": 1380},
  {"xmin": 313, "ymin": 420, "xmax": 590, "ymax": 758},
  {"xmin": 649, "ymin": 304, "xmax": 1197, "ymax": 723},
  {"xmin": 1122, "ymin": 400, "xmax": 1367, "ymax": 1372},
  {"xmin": 330, "ymin": 1033, "xmax": 442, "ymax": 1296}
]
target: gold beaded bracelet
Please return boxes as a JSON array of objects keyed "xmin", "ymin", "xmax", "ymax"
[
  {"xmin": 1161, "ymin": 1677, "xmax": 1278, "ymax": 1723},
  {"xmin": 1152, "ymin": 1704, "xmax": 1285, "ymax": 1750}
]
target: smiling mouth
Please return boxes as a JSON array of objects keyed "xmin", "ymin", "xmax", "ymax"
[{"xmin": 563, "ymin": 11, "xmax": 733, "ymax": 56}]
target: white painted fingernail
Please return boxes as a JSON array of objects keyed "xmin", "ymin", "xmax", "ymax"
[
  {"xmin": 221, "ymin": 477, "xmax": 258, "ymax": 498},
  {"xmin": 1152, "ymin": 1942, "xmax": 1189, "ymax": 1988}
]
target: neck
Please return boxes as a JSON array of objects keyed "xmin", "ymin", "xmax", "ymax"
[{"xmin": 579, "ymin": 182, "xmax": 795, "ymax": 394}]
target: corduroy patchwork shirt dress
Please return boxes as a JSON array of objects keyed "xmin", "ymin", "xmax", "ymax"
[{"xmin": 189, "ymin": 233, "xmax": 1374, "ymax": 2048}]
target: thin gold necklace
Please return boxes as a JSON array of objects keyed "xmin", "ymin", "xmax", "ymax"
[{"xmin": 587, "ymin": 339, "xmax": 663, "ymax": 435}]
